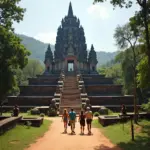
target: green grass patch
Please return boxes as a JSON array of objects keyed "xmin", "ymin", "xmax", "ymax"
[
  {"xmin": 0, "ymin": 119, "xmax": 52, "ymax": 150},
  {"xmin": 93, "ymin": 119, "xmax": 150, "ymax": 150}
]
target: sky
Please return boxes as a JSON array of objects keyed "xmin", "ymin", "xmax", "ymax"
[{"xmin": 13, "ymin": 0, "xmax": 139, "ymax": 52}]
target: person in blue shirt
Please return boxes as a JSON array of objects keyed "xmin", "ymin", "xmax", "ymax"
[{"xmin": 69, "ymin": 108, "xmax": 76, "ymax": 134}]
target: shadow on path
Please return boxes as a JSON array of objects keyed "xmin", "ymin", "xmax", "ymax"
[{"xmin": 94, "ymin": 144, "xmax": 121, "ymax": 150}]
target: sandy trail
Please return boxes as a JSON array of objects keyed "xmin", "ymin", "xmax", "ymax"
[{"xmin": 25, "ymin": 117, "xmax": 121, "ymax": 150}]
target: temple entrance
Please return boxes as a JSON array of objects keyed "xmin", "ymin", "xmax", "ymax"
[
  {"xmin": 67, "ymin": 60, "xmax": 74, "ymax": 72},
  {"xmin": 65, "ymin": 56, "xmax": 77, "ymax": 74}
]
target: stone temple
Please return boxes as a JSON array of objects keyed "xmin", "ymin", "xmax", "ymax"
[
  {"xmin": 44, "ymin": 2, "xmax": 98, "ymax": 75},
  {"xmin": 7, "ymin": 2, "xmax": 134, "ymax": 114}
]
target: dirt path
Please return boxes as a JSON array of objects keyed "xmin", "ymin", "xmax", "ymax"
[{"xmin": 25, "ymin": 117, "xmax": 121, "ymax": 150}]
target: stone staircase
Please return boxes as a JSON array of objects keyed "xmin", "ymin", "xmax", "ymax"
[{"xmin": 59, "ymin": 75, "xmax": 81, "ymax": 114}]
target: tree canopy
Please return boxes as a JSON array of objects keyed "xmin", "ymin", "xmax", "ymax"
[
  {"xmin": 94, "ymin": 0, "xmax": 150, "ymax": 80},
  {"xmin": 0, "ymin": 0, "xmax": 30, "ymax": 104}
]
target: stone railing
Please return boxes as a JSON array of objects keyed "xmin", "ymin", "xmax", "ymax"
[{"xmin": 0, "ymin": 116, "xmax": 22, "ymax": 135}]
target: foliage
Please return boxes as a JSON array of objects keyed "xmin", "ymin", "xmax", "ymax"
[
  {"xmin": 137, "ymin": 56, "xmax": 150, "ymax": 88},
  {"xmin": 0, "ymin": 119, "xmax": 51, "ymax": 150},
  {"xmin": 105, "ymin": 63, "xmax": 123, "ymax": 85},
  {"xmin": 40, "ymin": 113, "xmax": 45, "ymax": 117},
  {"xmin": 15, "ymin": 59, "xmax": 44, "ymax": 85},
  {"xmin": 30, "ymin": 108, "xmax": 40, "ymax": 115},
  {"xmin": 0, "ymin": 0, "xmax": 30, "ymax": 105},
  {"xmin": 47, "ymin": 108, "xmax": 57, "ymax": 117},
  {"xmin": 94, "ymin": 0, "xmax": 150, "ymax": 81},
  {"xmin": 0, "ymin": 26, "xmax": 30, "ymax": 101},
  {"xmin": 26, "ymin": 121, "xmax": 32, "ymax": 129},
  {"xmin": 97, "ymin": 67, "xmax": 106, "ymax": 75},
  {"xmin": 93, "ymin": 112, "xmax": 100, "ymax": 116},
  {"xmin": 0, "ymin": 0, "xmax": 25, "ymax": 31},
  {"xmin": 27, "ymin": 110, "xmax": 31, "ymax": 115},
  {"xmin": 98, "ymin": 107, "xmax": 108, "ymax": 115},
  {"xmin": 114, "ymin": 23, "xmax": 139, "ymax": 50},
  {"xmin": 113, "ymin": 21, "xmax": 142, "ymax": 94},
  {"xmin": 141, "ymin": 101, "xmax": 150, "ymax": 112},
  {"xmin": 94, "ymin": 0, "xmax": 133, "ymax": 8},
  {"xmin": 22, "ymin": 59, "xmax": 44, "ymax": 78},
  {"xmin": 93, "ymin": 119, "xmax": 150, "ymax": 150}
]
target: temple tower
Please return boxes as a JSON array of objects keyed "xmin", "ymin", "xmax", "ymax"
[
  {"xmin": 44, "ymin": 44, "xmax": 54, "ymax": 74},
  {"xmin": 44, "ymin": 2, "xmax": 98, "ymax": 74},
  {"xmin": 88, "ymin": 44, "xmax": 98, "ymax": 73}
]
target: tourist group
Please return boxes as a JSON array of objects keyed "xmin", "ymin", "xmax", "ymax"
[{"xmin": 62, "ymin": 107, "xmax": 93, "ymax": 135}]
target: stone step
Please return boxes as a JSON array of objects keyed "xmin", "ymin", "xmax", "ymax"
[
  {"xmin": 62, "ymin": 96, "xmax": 80, "ymax": 100},
  {"xmin": 59, "ymin": 76, "xmax": 82, "ymax": 114},
  {"xmin": 62, "ymin": 91, "xmax": 80, "ymax": 94},
  {"xmin": 61, "ymin": 99, "xmax": 81, "ymax": 103}
]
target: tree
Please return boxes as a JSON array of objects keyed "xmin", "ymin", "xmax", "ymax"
[
  {"xmin": 0, "ymin": 0, "xmax": 30, "ymax": 115},
  {"xmin": 137, "ymin": 55, "xmax": 150, "ymax": 88},
  {"xmin": 23, "ymin": 59, "xmax": 44, "ymax": 78},
  {"xmin": 0, "ymin": 0, "xmax": 25, "ymax": 31},
  {"xmin": 105, "ymin": 64, "xmax": 123, "ymax": 85},
  {"xmin": 114, "ymin": 22, "xmax": 142, "ymax": 122},
  {"xmin": 114, "ymin": 23, "xmax": 139, "ymax": 85},
  {"xmin": 94, "ymin": 0, "xmax": 150, "ymax": 74}
]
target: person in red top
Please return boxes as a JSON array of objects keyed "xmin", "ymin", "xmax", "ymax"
[
  {"xmin": 78, "ymin": 110, "xmax": 86, "ymax": 135},
  {"xmin": 62, "ymin": 109, "xmax": 69, "ymax": 133}
]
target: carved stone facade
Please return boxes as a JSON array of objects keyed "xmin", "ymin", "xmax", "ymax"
[{"xmin": 44, "ymin": 2, "xmax": 98, "ymax": 74}]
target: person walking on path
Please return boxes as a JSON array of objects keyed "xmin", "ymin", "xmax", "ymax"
[
  {"xmin": 62, "ymin": 109, "xmax": 69, "ymax": 133},
  {"xmin": 69, "ymin": 108, "xmax": 76, "ymax": 134},
  {"xmin": 85, "ymin": 107, "xmax": 93, "ymax": 135},
  {"xmin": 78, "ymin": 110, "xmax": 86, "ymax": 135}
]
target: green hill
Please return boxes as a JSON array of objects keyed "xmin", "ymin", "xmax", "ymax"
[{"xmin": 17, "ymin": 34, "xmax": 118, "ymax": 66}]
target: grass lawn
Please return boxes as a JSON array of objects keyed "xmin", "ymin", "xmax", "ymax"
[
  {"xmin": 93, "ymin": 119, "xmax": 150, "ymax": 150},
  {"xmin": 0, "ymin": 119, "xmax": 52, "ymax": 150}
]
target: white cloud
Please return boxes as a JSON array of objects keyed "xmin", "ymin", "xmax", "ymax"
[
  {"xmin": 34, "ymin": 32, "xmax": 56, "ymax": 44},
  {"xmin": 87, "ymin": 4, "xmax": 110, "ymax": 20}
]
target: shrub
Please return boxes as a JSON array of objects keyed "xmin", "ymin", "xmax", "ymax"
[
  {"xmin": 141, "ymin": 102, "xmax": 150, "ymax": 112},
  {"xmin": 31, "ymin": 108, "xmax": 40, "ymax": 115},
  {"xmin": 98, "ymin": 107, "xmax": 114, "ymax": 115},
  {"xmin": 27, "ymin": 110, "xmax": 31, "ymax": 115},
  {"xmin": 94, "ymin": 112, "xmax": 100, "ymax": 116},
  {"xmin": 40, "ymin": 113, "xmax": 45, "ymax": 117},
  {"xmin": 26, "ymin": 121, "xmax": 32, "ymax": 129},
  {"xmin": 99, "ymin": 107, "xmax": 108, "ymax": 115},
  {"xmin": 108, "ymin": 109, "xmax": 114, "ymax": 115},
  {"xmin": 47, "ymin": 109, "xmax": 57, "ymax": 117}
]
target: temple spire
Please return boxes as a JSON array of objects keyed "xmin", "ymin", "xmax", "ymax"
[{"xmin": 68, "ymin": 2, "xmax": 73, "ymax": 17}]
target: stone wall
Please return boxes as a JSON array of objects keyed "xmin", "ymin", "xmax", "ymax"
[
  {"xmin": 84, "ymin": 85, "xmax": 123, "ymax": 96},
  {"xmin": 89, "ymin": 96, "xmax": 134, "ymax": 105},
  {"xmin": 19, "ymin": 85, "xmax": 57, "ymax": 96},
  {"xmin": 7, "ymin": 96, "xmax": 53, "ymax": 106},
  {"xmin": 28, "ymin": 78, "xmax": 58, "ymax": 85},
  {"xmin": 84, "ymin": 78, "xmax": 113, "ymax": 84}
]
